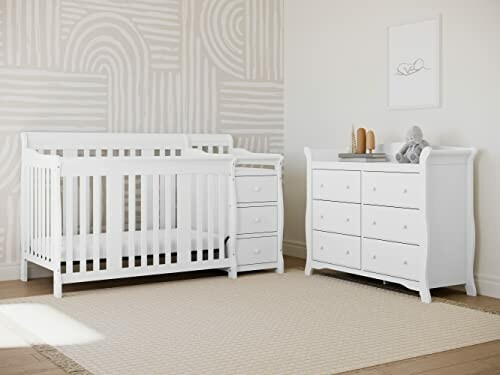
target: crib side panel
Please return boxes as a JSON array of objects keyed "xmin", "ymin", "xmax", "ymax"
[{"xmin": 58, "ymin": 157, "xmax": 234, "ymax": 284}]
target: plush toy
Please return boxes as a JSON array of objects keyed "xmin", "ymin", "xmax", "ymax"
[{"xmin": 395, "ymin": 126, "xmax": 430, "ymax": 164}]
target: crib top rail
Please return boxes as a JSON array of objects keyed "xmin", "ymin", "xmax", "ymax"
[
  {"xmin": 187, "ymin": 133, "xmax": 234, "ymax": 152},
  {"xmin": 59, "ymin": 149, "xmax": 236, "ymax": 177},
  {"xmin": 21, "ymin": 132, "xmax": 189, "ymax": 152}
]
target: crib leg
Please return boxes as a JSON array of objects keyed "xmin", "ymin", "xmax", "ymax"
[
  {"xmin": 20, "ymin": 258, "xmax": 28, "ymax": 282},
  {"xmin": 53, "ymin": 270, "xmax": 62, "ymax": 298},
  {"xmin": 228, "ymin": 267, "xmax": 237, "ymax": 280}
]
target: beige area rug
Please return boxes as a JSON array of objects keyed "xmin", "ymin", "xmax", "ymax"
[{"xmin": 1, "ymin": 270, "xmax": 500, "ymax": 375}]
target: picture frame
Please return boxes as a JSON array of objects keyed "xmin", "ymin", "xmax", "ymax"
[{"xmin": 387, "ymin": 15, "xmax": 442, "ymax": 110}]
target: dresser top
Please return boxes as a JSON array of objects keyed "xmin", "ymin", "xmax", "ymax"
[{"xmin": 305, "ymin": 143, "xmax": 476, "ymax": 173}]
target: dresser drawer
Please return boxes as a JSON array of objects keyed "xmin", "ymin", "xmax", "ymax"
[
  {"xmin": 313, "ymin": 231, "xmax": 360, "ymax": 269},
  {"xmin": 236, "ymin": 236, "xmax": 277, "ymax": 265},
  {"xmin": 313, "ymin": 200, "xmax": 360, "ymax": 236},
  {"xmin": 362, "ymin": 172, "xmax": 421, "ymax": 209},
  {"xmin": 236, "ymin": 176, "xmax": 277, "ymax": 203},
  {"xmin": 313, "ymin": 170, "xmax": 360, "ymax": 203},
  {"xmin": 362, "ymin": 238, "xmax": 421, "ymax": 281},
  {"xmin": 237, "ymin": 206, "xmax": 277, "ymax": 234},
  {"xmin": 362, "ymin": 205, "xmax": 421, "ymax": 245}
]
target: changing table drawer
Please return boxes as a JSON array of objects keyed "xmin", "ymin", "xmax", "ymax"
[
  {"xmin": 362, "ymin": 205, "xmax": 421, "ymax": 245},
  {"xmin": 362, "ymin": 172, "xmax": 421, "ymax": 209},
  {"xmin": 313, "ymin": 231, "xmax": 360, "ymax": 269},
  {"xmin": 312, "ymin": 200, "xmax": 360, "ymax": 236},
  {"xmin": 236, "ymin": 236, "xmax": 278, "ymax": 265},
  {"xmin": 313, "ymin": 170, "xmax": 360, "ymax": 203},
  {"xmin": 237, "ymin": 206, "xmax": 277, "ymax": 234},
  {"xmin": 362, "ymin": 238, "xmax": 421, "ymax": 281},
  {"xmin": 236, "ymin": 176, "xmax": 277, "ymax": 203}
]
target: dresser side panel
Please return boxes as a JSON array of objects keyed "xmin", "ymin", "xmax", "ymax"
[{"xmin": 427, "ymin": 164, "xmax": 467, "ymax": 288}]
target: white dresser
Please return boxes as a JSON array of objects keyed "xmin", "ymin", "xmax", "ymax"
[
  {"xmin": 304, "ymin": 144, "xmax": 477, "ymax": 303},
  {"xmin": 234, "ymin": 150, "xmax": 284, "ymax": 273}
]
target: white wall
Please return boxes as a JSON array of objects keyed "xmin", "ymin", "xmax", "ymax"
[
  {"xmin": 284, "ymin": 0, "xmax": 500, "ymax": 297},
  {"xmin": 0, "ymin": 0, "xmax": 284, "ymax": 280}
]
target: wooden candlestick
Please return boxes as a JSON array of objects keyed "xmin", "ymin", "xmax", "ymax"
[
  {"xmin": 356, "ymin": 128, "xmax": 366, "ymax": 154},
  {"xmin": 366, "ymin": 130, "xmax": 375, "ymax": 154}
]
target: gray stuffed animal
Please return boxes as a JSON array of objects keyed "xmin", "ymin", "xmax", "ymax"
[{"xmin": 395, "ymin": 126, "xmax": 430, "ymax": 164}]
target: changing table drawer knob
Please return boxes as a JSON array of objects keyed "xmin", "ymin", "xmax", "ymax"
[
  {"xmin": 253, "ymin": 186, "xmax": 261, "ymax": 192},
  {"xmin": 253, "ymin": 217, "xmax": 261, "ymax": 223},
  {"xmin": 253, "ymin": 248, "xmax": 261, "ymax": 254}
]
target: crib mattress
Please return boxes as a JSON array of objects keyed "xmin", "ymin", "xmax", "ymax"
[{"xmin": 32, "ymin": 229, "xmax": 223, "ymax": 261}]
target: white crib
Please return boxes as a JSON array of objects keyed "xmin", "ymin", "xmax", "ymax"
[{"xmin": 20, "ymin": 133, "xmax": 239, "ymax": 297}]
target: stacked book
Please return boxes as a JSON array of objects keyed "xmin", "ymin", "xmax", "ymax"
[{"xmin": 338, "ymin": 153, "xmax": 387, "ymax": 162}]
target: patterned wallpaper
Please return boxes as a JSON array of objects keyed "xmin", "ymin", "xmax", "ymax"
[{"xmin": 0, "ymin": 0, "xmax": 284, "ymax": 269}]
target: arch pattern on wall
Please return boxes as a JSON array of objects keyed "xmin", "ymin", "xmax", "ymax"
[{"xmin": 0, "ymin": 0, "xmax": 284, "ymax": 268}]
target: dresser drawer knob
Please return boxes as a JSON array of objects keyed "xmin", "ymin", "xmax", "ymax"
[
  {"xmin": 345, "ymin": 250, "xmax": 350, "ymax": 255},
  {"xmin": 403, "ymin": 260, "xmax": 408, "ymax": 265},
  {"xmin": 253, "ymin": 248, "xmax": 261, "ymax": 254},
  {"xmin": 372, "ymin": 221, "xmax": 377, "ymax": 226},
  {"xmin": 372, "ymin": 187, "xmax": 377, "ymax": 192},
  {"xmin": 253, "ymin": 217, "xmax": 261, "ymax": 223},
  {"xmin": 346, "ymin": 218, "xmax": 350, "ymax": 222},
  {"xmin": 320, "ymin": 246, "xmax": 324, "ymax": 250},
  {"xmin": 403, "ymin": 225, "xmax": 408, "ymax": 230},
  {"xmin": 320, "ymin": 215, "xmax": 324, "ymax": 219},
  {"xmin": 253, "ymin": 186, "xmax": 261, "ymax": 192},
  {"xmin": 372, "ymin": 255, "xmax": 377, "ymax": 260},
  {"xmin": 403, "ymin": 188, "xmax": 408, "ymax": 194},
  {"xmin": 346, "ymin": 185, "xmax": 350, "ymax": 190},
  {"xmin": 320, "ymin": 183, "xmax": 325, "ymax": 188}
]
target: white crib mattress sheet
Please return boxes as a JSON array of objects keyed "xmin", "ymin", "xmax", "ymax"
[{"xmin": 32, "ymin": 229, "xmax": 223, "ymax": 261}]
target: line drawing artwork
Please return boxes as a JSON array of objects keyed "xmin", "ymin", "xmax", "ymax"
[{"xmin": 396, "ymin": 58, "xmax": 430, "ymax": 76}]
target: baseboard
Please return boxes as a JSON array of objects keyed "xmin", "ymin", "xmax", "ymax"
[
  {"xmin": 476, "ymin": 274, "xmax": 500, "ymax": 299},
  {"xmin": 282, "ymin": 239, "xmax": 500, "ymax": 299},
  {"xmin": 283, "ymin": 239, "xmax": 306, "ymax": 259},
  {"xmin": 0, "ymin": 263, "xmax": 52, "ymax": 281}
]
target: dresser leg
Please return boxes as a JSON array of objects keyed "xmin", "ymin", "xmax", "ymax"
[
  {"xmin": 305, "ymin": 262, "xmax": 313, "ymax": 276},
  {"xmin": 465, "ymin": 281, "xmax": 477, "ymax": 297},
  {"xmin": 419, "ymin": 288, "xmax": 432, "ymax": 303}
]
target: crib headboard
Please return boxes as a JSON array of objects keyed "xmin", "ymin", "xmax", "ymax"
[
  {"xmin": 187, "ymin": 134, "xmax": 234, "ymax": 154},
  {"xmin": 21, "ymin": 132, "xmax": 189, "ymax": 157}
]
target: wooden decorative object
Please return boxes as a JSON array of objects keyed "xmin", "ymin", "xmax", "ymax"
[
  {"xmin": 351, "ymin": 125, "xmax": 357, "ymax": 153},
  {"xmin": 366, "ymin": 130, "xmax": 375, "ymax": 154},
  {"xmin": 356, "ymin": 128, "xmax": 366, "ymax": 154}
]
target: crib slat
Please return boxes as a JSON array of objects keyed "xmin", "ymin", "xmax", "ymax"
[
  {"xmin": 152, "ymin": 174, "xmax": 159, "ymax": 266},
  {"xmin": 128, "ymin": 174, "xmax": 136, "ymax": 267},
  {"xmin": 80, "ymin": 176, "xmax": 88, "ymax": 272},
  {"xmin": 26, "ymin": 167, "xmax": 31, "ymax": 257},
  {"xmin": 65, "ymin": 176, "xmax": 74, "ymax": 274},
  {"xmin": 106, "ymin": 174, "xmax": 123, "ymax": 271},
  {"xmin": 207, "ymin": 174, "xmax": 214, "ymax": 261},
  {"xmin": 47, "ymin": 168, "xmax": 51, "ymax": 261},
  {"xmin": 93, "ymin": 175, "xmax": 101, "ymax": 272},
  {"xmin": 140, "ymin": 175, "xmax": 148, "ymax": 267},
  {"xmin": 41, "ymin": 168, "xmax": 46, "ymax": 259},
  {"xmin": 218, "ymin": 175, "xmax": 225, "ymax": 261},
  {"xmin": 64, "ymin": 149, "xmax": 78, "ymax": 234},
  {"xmin": 196, "ymin": 175, "xmax": 203, "ymax": 262},
  {"xmin": 176, "ymin": 174, "xmax": 191, "ymax": 264},
  {"xmin": 164, "ymin": 175, "xmax": 171, "ymax": 264},
  {"xmin": 33, "ymin": 168, "xmax": 38, "ymax": 256}
]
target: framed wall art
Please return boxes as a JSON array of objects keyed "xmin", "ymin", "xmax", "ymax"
[{"xmin": 387, "ymin": 16, "xmax": 442, "ymax": 109}]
